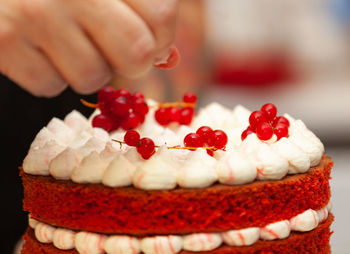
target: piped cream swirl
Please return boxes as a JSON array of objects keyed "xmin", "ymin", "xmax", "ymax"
[{"xmin": 23, "ymin": 103, "xmax": 325, "ymax": 190}]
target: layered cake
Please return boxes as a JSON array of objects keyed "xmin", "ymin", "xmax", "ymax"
[{"xmin": 20, "ymin": 87, "xmax": 333, "ymax": 254}]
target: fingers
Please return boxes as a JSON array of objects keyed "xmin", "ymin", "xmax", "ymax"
[
  {"xmin": 0, "ymin": 0, "xmax": 180, "ymax": 98},
  {"xmin": 154, "ymin": 46, "xmax": 180, "ymax": 70},
  {"xmin": 122, "ymin": 0, "xmax": 178, "ymax": 53},
  {"xmin": 72, "ymin": 0, "xmax": 158, "ymax": 78},
  {"xmin": 0, "ymin": 22, "xmax": 67, "ymax": 97},
  {"xmin": 73, "ymin": 0, "xmax": 179, "ymax": 78},
  {"xmin": 18, "ymin": 1, "xmax": 113, "ymax": 94}
]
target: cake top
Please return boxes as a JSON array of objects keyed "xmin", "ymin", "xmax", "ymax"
[{"xmin": 22, "ymin": 87, "xmax": 324, "ymax": 190}]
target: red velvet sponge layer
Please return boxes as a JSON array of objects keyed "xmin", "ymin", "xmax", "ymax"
[
  {"xmin": 21, "ymin": 156, "xmax": 332, "ymax": 235},
  {"xmin": 22, "ymin": 214, "xmax": 333, "ymax": 254}
]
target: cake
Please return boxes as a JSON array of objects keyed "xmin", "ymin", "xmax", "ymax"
[{"xmin": 20, "ymin": 87, "xmax": 333, "ymax": 254}]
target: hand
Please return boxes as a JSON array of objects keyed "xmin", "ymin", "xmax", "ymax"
[{"xmin": 0, "ymin": 0, "xmax": 179, "ymax": 97}]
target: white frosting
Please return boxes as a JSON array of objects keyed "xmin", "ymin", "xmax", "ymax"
[
  {"xmin": 183, "ymin": 233, "xmax": 222, "ymax": 252},
  {"xmin": 215, "ymin": 149, "xmax": 257, "ymax": 185},
  {"xmin": 132, "ymin": 147, "xmax": 177, "ymax": 190},
  {"xmin": 47, "ymin": 118, "xmax": 76, "ymax": 145},
  {"xmin": 23, "ymin": 103, "xmax": 325, "ymax": 190},
  {"xmin": 49, "ymin": 148, "xmax": 83, "ymax": 180},
  {"xmin": 71, "ymin": 151, "xmax": 109, "ymax": 184},
  {"xmin": 28, "ymin": 214, "xmax": 39, "ymax": 229},
  {"xmin": 23, "ymin": 140, "xmax": 66, "ymax": 175},
  {"xmin": 260, "ymin": 220, "xmax": 291, "ymax": 240},
  {"xmin": 271, "ymin": 138, "xmax": 310, "ymax": 174},
  {"xmin": 221, "ymin": 227, "xmax": 260, "ymax": 246},
  {"xmin": 75, "ymin": 232, "xmax": 106, "ymax": 254},
  {"xmin": 102, "ymin": 154, "xmax": 137, "ymax": 187},
  {"xmin": 317, "ymin": 207, "xmax": 329, "ymax": 223},
  {"xmin": 177, "ymin": 149, "xmax": 218, "ymax": 188},
  {"xmin": 141, "ymin": 236, "xmax": 183, "ymax": 254},
  {"xmin": 104, "ymin": 236, "xmax": 140, "ymax": 254},
  {"xmin": 53, "ymin": 228, "xmax": 76, "ymax": 250},
  {"xmin": 28, "ymin": 203, "xmax": 331, "ymax": 253},
  {"xmin": 64, "ymin": 110, "xmax": 89, "ymax": 133},
  {"xmin": 35, "ymin": 222, "xmax": 55, "ymax": 243},
  {"xmin": 290, "ymin": 209, "xmax": 319, "ymax": 232},
  {"xmin": 30, "ymin": 127, "xmax": 56, "ymax": 149}
]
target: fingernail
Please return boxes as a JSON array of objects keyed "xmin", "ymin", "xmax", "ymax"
[{"xmin": 154, "ymin": 47, "xmax": 180, "ymax": 70}]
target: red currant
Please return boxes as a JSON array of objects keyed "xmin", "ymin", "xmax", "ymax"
[
  {"xmin": 196, "ymin": 126, "xmax": 215, "ymax": 146},
  {"xmin": 261, "ymin": 103, "xmax": 277, "ymax": 121},
  {"xmin": 132, "ymin": 92, "xmax": 145, "ymax": 100},
  {"xmin": 183, "ymin": 92, "xmax": 197, "ymax": 103},
  {"xmin": 155, "ymin": 108, "xmax": 171, "ymax": 125},
  {"xmin": 98, "ymin": 86, "xmax": 116, "ymax": 104},
  {"xmin": 249, "ymin": 111, "xmax": 268, "ymax": 130},
  {"xmin": 111, "ymin": 96, "xmax": 130, "ymax": 117},
  {"xmin": 274, "ymin": 123, "xmax": 289, "ymax": 140},
  {"xmin": 256, "ymin": 122, "xmax": 273, "ymax": 141},
  {"xmin": 97, "ymin": 86, "xmax": 117, "ymax": 114},
  {"xmin": 184, "ymin": 133, "xmax": 203, "ymax": 150},
  {"xmin": 179, "ymin": 107, "xmax": 194, "ymax": 125},
  {"xmin": 121, "ymin": 112, "xmax": 140, "ymax": 130},
  {"xmin": 124, "ymin": 130, "xmax": 141, "ymax": 146},
  {"xmin": 241, "ymin": 128, "xmax": 254, "ymax": 141},
  {"xmin": 213, "ymin": 130, "xmax": 228, "ymax": 149},
  {"xmin": 137, "ymin": 138, "xmax": 156, "ymax": 159},
  {"xmin": 273, "ymin": 116, "xmax": 290, "ymax": 128},
  {"xmin": 92, "ymin": 114, "xmax": 113, "ymax": 131},
  {"xmin": 115, "ymin": 88, "xmax": 131, "ymax": 100},
  {"xmin": 169, "ymin": 107, "xmax": 181, "ymax": 122},
  {"xmin": 132, "ymin": 98, "xmax": 149, "ymax": 116}
]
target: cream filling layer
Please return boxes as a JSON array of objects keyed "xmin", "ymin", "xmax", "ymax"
[
  {"xmin": 28, "ymin": 203, "xmax": 331, "ymax": 254},
  {"xmin": 22, "ymin": 104, "xmax": 325, "ymax": 190}
]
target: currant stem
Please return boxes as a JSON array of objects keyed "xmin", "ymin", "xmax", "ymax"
[
  {"xmin": 157, "ymin": 102, "xmax": 195, "ymax": 108},
  {"xmin": 111, "ymin": 139, "xmax": 225, "ymax": 151},
  {"xmin": 81, "ymin": 98, "xmax": 194, "ymax": 110},
  {"xmin": 80, "ymin": 99, "xmax": 99, "ymax": 108}
]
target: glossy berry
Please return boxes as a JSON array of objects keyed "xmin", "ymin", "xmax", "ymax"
[
  {"xmin": 115, "ymin": 88, "xmax": 131, "ymax": 100},
  {"xmin": 196, "ymin": 126, "xmax": 215, "ymax": 146},
  {"xmin": 261, "ymin": 103, "xmax": 277, "ymax": 121},
  {"xmin": 111, "ymin": 96, "xmax": 130, "ymax": 116},
  {"xmin": 184, "ymin": 133, "xmax": 203, "ymax": 150},
  {"xmin": 132, "ymin": 92, "xmax": 145, "ymax": 100},
  {"xmin": 92, "ymin": 114, "xmax": 113, "ymax": 131},
  {"xmin": 97, "ymin": 86, "xmax": 117, "ymax": 114},
  {"xmin": 256, "ymin": 122, "xmax": 273, "ymax": 141},
  {"xmin": 180, "ymin": 107, "xmax": 194, "ymax": 125},
  {"xmin": 98, "ymin": 86, "xmax": 117, "ymax": 104},
  {"xmin": 132, "ymin": 98, "xmax": 149, "ymax": 116},
  {"xmin": 241, "ymin": 128, "xmax": 254, "ymax": 141},
  {"xmin": 155, "ymin": 108, "xmax": 171, "ymax": 125},
  {"xmin": 169, "ymin": 107, "xmax": 181, "ymax": 122},
  {"xmin": 274, "ymin": 123, "xmax": 289, "ymax": 140},
  {"xmin": 121, "ymin": 112, "xmax": 140, "ymax": 130},
  {"xmin": 249, "ymin": 111, "xmax": 268, "ymax": 130},
  {"xmin": 183, "ymin": 92, "xmax": 197, "ymax": 103},
  {"xmin": 137, "ymin": 138, "xmax": 156, "ymax": 159},
  {"xmin": 124, "ymin": 130, "xmax": 140, "ymax": 146},
  {"xmin": 213, "ymin": 130, "xmax": 228, "ymax": 149},
  {"xmin": 273, "ymin": 116, "xmax": 290, "ymax": 128}
]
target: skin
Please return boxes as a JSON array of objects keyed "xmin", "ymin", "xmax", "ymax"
[{"xmin": 0, "ymin": 0, "xmax": 179, "ymax": 97}]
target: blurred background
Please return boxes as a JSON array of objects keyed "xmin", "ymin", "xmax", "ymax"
[{"xmin": 2, "ymin": 0, "xmax": 350, "ymax": 253}]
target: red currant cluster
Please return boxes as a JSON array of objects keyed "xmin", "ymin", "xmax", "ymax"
[
  {"xmin": 123, "ymin": 130, "xmax": 156, "ymax": 159},
  {"xmin": 184, "ymin": 126, "xmax": 228, "ymax": 156},
  {"xmin": 241, "ymin": 103, "xmax": 290, "ymax": 141},
  {"xmin": 92, "ymin": 87, "xmax": 149, "ymax": 132},
  {"xmin": 155, "ymin": 92, "xmax": 197, "ymax": 126}
]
